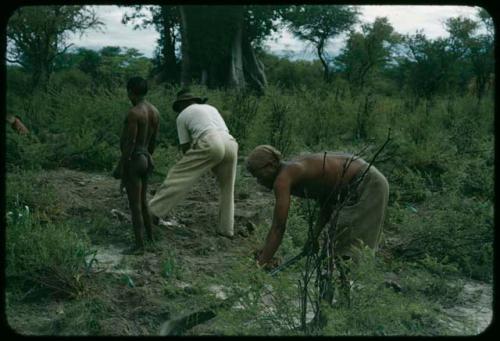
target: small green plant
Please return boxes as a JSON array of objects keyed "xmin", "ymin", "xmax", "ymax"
[
  {"xmin": 6, "ymin": 204, "xmax": 91, "ymax": 299},
  {"xmin": 161, "ymin": 250, "xmax": 181, "ymax": 280}
]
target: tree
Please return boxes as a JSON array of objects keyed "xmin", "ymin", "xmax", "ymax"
[
  {"xmin": 398, "ymin": 31, "xmax": 457, "ymax": 101},
  {"xmin": 177, "ymin": 5, "xmax": 282, "ymax": 92},
  {"xmin": 122, "ymin": 5, "xmax": 181, "ymax": 84},
  {"xmin": 336, "ymin": 17, "xmax": 401, "ymax": 92},
  {"xmin": 283, "ymin": 5, "xmax": 359, "ymax": 82},
  {"xmin": 6, "ymin": 5, "xmax": 102, "ymax": 90},
  {"xmin": 93, "ymin": 46, "xmax": 152, "ymax": 90},
  {"xmin": 444, "ymin": 14, "xmax": 494, "ymax": 101},
  {"xmin": 123, "ymin": 5, "xmax": 285, "ymax": 92}
]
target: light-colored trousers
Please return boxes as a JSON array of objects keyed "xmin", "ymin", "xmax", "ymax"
[
  {"xmin": 149, "ymin": 130, "xmax": 238, "ymax": 237},
  {"xmin": 334, "ymin": 165, "xmax": 389, "ymax": 258}
]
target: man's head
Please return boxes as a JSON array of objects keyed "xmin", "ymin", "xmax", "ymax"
[
  {"xmin": 127, "ymin": 77, "xmax": 148, "ymax": 101},
  {"xmin": 172, "ymin": 89, "xmax": 207, "ymax": 113},
  {"xmin": 246, "ymin": 145, "xmax": 283, "ymax": 189}
]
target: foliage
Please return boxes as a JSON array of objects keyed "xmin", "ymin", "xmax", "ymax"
[
  {"xmin": 283, "ymin": 5, "xmax": 359, "ymax": 81},
  {"xmin": 260, "ymin": 53, "xmax": 323, "ymax": 90},
  {"xmin": 122, "ymin": 5, "xmax": 181, "ymax": 84},
  {"xmin": 6, "ymin": 204, "xmax": 92, "ymax": 299},
  {"xmin": 225, "ymin": 90, "xmax": 260, "ymax": 153},
  {"xmin": 6, "ymin": 5, "xmax": 102, "ymax": 89},
  {"xmin": 4, "ymin": 5, "xmax": 494, "ymax": 336},
  {"xmin": 320, "ymin": 249, "xmax": 452, "ymax": 336},
  {"xmin": 336, "ymin": 17, "xmax": 402, "ymax": 93}
]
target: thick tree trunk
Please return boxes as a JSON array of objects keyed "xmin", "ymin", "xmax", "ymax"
[
  {"xmin": 177, "ymin": 5, "xmax": 268, "ymax": 92},
  {"xmin": 161, "ymin": 6, "xmax": 179, "ymax": 84},
  {"xmin": 242, "ymin": 38, "xmax": 267, "ymax": 94},
  {"xmin": 201, "ymin": 69, "xmax": 208, "ymax": 86},
  {"xmin": 227, "ymin": 17, "xmax": 245, "ymax": 90},
  {"xmin": 179, "ymin": 6, "xmax": 191, "ymax": 87}
]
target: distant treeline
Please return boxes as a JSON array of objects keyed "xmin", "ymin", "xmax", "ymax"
[{"xmin": 6, "ymin": 5, "xmax": 494, "ymax": 100}]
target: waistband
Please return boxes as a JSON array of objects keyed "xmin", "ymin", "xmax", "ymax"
[{"xmin": 193, "ymin": 129, "xmax": 233, "ymax": 145}]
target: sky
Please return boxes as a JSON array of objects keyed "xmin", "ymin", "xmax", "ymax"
[{"xmin": 66, "ymin": 5, "xmax": 484, "ymax": 60}]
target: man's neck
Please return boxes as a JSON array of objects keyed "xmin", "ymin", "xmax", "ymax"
[{"xmin": 132, "ymin": 97, "xmax": 145, "ymax": 106}]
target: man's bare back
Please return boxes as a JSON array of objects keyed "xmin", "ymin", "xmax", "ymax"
[
  {"xmin": 277, "ymin": 153, "xmax": 367, "ymax": 202},
  {"xmin": 120, "ymin": 101, "xmax": 159, "ymax": 175}
]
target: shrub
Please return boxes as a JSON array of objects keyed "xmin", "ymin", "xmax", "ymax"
[
  {"xmin": 5, "ymin": 170, "xmax": 60, "ymax": 220},
  {"xmin": 390, "ymin": 194, "xmax": 493, "ymax": 282},
  {"xmin": 5, "ymin": 131, "xmax": 53, "ymax": 171},
  {"xmin": 6, "ymin": 204, "xmax": 92, "ymax": 299}
]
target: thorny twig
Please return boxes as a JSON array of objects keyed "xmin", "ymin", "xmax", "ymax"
[{"xmin": 300, "ymin": 129, "xmax": 392, "ymax": 331}]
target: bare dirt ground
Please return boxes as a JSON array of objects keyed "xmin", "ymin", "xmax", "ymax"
[
  {"xmin": 7, "ymin": 166, "xmax": 273, "ymax": 335},
  {"xmin": 6, "ymin": 168, "xmax": 493, "ymax": 336}
]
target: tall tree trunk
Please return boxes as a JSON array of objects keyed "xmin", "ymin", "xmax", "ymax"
[
  {"xmin": 179, "ymin": 6, "xmax": 191, "ymax": 87},
  {"xmin": 242, "ymin": 38, "xmax": 267, "ymax": 94},
  {"xmin": 227, "ymin": 15, "xmax": 245, "ymax": 90},
  {"xmin": 161, "ymin": 6, "xmax": 179, "ymax": 84},
  {"xmin": 317, "ymin": 41, "xmax": 330, "ymax": 82}
]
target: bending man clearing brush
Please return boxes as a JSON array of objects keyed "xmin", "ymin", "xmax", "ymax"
[
  {"xmin": 245, "ymin": 145, "xmax": 389, "ymax": 267},
  {"xmin": 149, "ymin": 89, "xmax": 238, "ymax": 238}
]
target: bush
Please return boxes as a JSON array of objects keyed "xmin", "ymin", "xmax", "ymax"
[
  {"xmin": 5, "ymin": 170, "xmax": 60, "ymax": 221},
  {"xmin": 322, "ymin": 249, "xmax": 447, "ymax": 336},
  {"xmin": 6, "ymin": 204, "xmax": 92, "ymax": 299},
  {"xmin": 390, "ymin": 194, "xmax": 493, "ymax": 282},
  {"xmin": 5, "ymin": 131, "xmax": 53, "ymax": 171}
]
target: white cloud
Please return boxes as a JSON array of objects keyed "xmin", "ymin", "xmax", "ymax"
[
  {"xmin": 68, "ymin": 5, "xmax": 159, "ymax": 57},
  {"xmin": 263, "ymin": 5, "xmax": 482, "ymax": 60},
  {"xmin": 358, "ymin": 5, "xmax": 481, "ymax": 39}
]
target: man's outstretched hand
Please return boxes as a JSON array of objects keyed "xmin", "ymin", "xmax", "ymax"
[{"xmin": 253, "ymin": 249, "xmax": 280, "ymax": 271}]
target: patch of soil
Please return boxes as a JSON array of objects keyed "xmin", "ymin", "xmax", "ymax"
[
  {"xmin": 7, "ymin": 166, "xmax": 273, "ymax": 335},
  {"xmin": 439, "ymin": 280, "xmax": 493, "ymax": 335}
]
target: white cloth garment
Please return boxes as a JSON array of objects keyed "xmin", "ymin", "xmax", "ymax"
[{"xmin": 176, "ymin": 104, "xmax": 229, "ymax": 145}]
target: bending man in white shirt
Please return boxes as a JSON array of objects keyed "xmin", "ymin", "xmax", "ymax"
[{"xmin": 149, "ymin": 89, "xmax": 239, "ymax": 238}]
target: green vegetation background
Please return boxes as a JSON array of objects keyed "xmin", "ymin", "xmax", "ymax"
[{"xmin": 5, "ymin": 42, "xmax": 494, "ymax": 336}]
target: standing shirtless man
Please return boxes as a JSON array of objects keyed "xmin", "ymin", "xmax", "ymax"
[{"xmin": 113, "ymin": 77, "xmax": 160, "ymax": 253}]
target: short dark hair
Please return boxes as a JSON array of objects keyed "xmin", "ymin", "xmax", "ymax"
[{"xmin": 127, "ymin": 77, "xmax": 148, "ymax": 96}]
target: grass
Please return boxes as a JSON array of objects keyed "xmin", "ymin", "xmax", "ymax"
[{"xmin": 4, "ymin": 77, "xmax": 494, "ymax": 335}]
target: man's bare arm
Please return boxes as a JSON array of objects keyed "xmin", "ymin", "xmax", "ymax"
[
  {"xmin": 257, "ymin": 178, "xmax": 292, "ymax": 265},
  {"xmin": 113, "ymin": 114, "xmax": 136, "ymax": 179},
  {"xmin": 120, "ymin": 111, "xmax": 139, "ymax": 166},
  {"xmin": 148, "ymin": 118, "xmax": 159, "ymax": 155}
]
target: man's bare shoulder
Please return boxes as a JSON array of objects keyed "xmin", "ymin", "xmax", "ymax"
[
  {"xmin": 275, "ymin": 161, "xmax": 306, "ymax": 188},
  {"xmin": 128, "ymin": 102, "xmax": 158, "ymax": 119},
  {"xmin": 145, "ymin": 101, "xmax": 160, "ymax": 116},
  {"xmin": 127, "ymin": 107, "xmax": 143, "ymax": 121}
]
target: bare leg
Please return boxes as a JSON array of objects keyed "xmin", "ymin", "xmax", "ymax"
[
  {"xmin": 141, "ymin": 174, "xmax": 153, "ymax": 242},
  {"xmin": 124, "ymin": 174, "xmax": 145, "ymax": 252}
]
